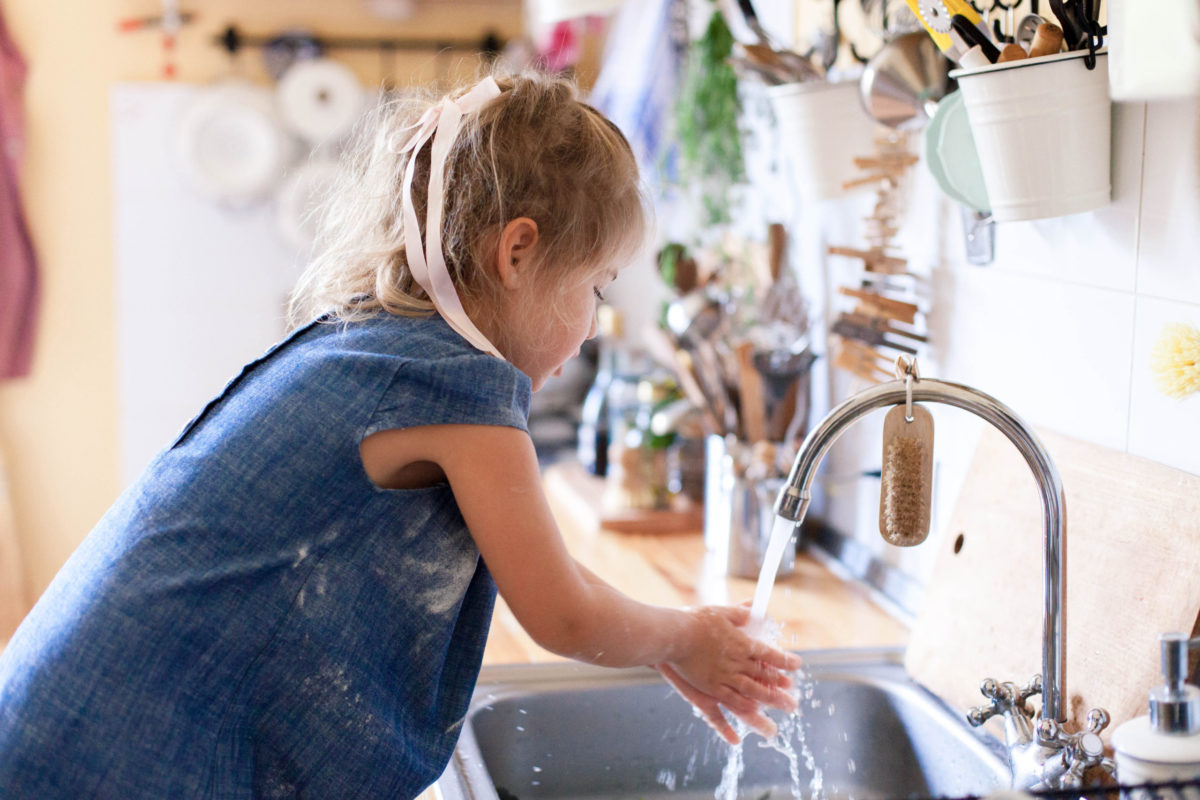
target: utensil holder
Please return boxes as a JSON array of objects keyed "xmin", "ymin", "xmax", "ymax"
[
  {"xmin": 767, "ymin": 80, "xmax": 875, "ymax": 201},
  {"xmin": 703, "ymin": 435, "xmax": 796, "ymax": 580},
  {"xmin": 950, "ymin": 50, "xmax": 1111, "ymax": 222}
]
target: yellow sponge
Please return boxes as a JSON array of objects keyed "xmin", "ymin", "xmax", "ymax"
[{"xmin": 1149, "ymin": 322, "xmax": 1200, "ymax": 400}]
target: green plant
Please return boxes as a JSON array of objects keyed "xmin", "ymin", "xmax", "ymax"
[{"xmin": 672, "ymin": 4, "xmax": 746, "ymax": 226}]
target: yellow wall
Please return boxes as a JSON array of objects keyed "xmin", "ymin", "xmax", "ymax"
[{"xmin": 0, "ymin": 0, "xmax": 527, "ymax": 606}]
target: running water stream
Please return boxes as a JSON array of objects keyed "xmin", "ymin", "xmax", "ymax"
[
  {"xmin": 724, "ymin": 514, "xmax": 831, "ymax": 800},
  {"xmin": 750, "ymin": 516, "xmax": 800, "ymax": 624}
]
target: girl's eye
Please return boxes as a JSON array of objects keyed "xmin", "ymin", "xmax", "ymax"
[{"xmin": 593, "ymin": 287, "xmax": 605, "ymax": 302}]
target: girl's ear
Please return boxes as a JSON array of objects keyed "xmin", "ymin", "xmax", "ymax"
[{"xmin": 495, "ymin": 217, "xmax": 540, "ymax": 290}]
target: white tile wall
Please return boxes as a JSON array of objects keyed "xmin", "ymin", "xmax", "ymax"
[
  {"xmin": 981, "ymin": 100, "xmax": 1145, "ymax": 294},
  {"xmin": 1137, "ymin": 99, "xmax": 1200, "ymax": 305},
  {"xmin": 881, "ymin": 96, "xmax": 1196, "ymax": 474},
  {"xmin": 801, "ymin": 88, "xmax": 1200, "ymax": 582}
]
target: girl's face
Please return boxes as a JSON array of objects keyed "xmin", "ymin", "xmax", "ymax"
[{"xmin": 502, "ymin": 263, "xmax": 618, "ymax": 392}]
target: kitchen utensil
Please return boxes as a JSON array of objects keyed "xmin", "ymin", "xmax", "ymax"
[
  {"xmin": 838, "ymin": 286, "xmax": 919, "ymax": 324},
  {"xmin": 832, "ymin": 318, "xmax": 919, "ymax": 354},
  {"xmin": 728, "ymin": 49, "xmax": 791, "ymax": 86},
  {"xmin": 828, "ymin": 245, "xmax": 909, "ymax": 274},
  {"xmin": 997, "ymin": 43, "xmax": 1027, "ymax": 62},
  {"xmin": 725, "ymin": 0, "xmax": 823, "ymax": 83},
  {"xmin": 1048, "ymin": 0, "xmax": 1086, "ymax": 49},
  {"xmin": 172, "ymin": 79, "xmax": 296, "ymax": 206},
  {"xmin": 643, "ymin": 325, "xmax": 722, "ymax": 435},
  {"xmin": 951, "ymin": 14, "xmax": 1001, "ymax": 63},
  {"xmin": 1014, "ymin": 14, "xmax": 1049, "ymax": 50},
  {"xmin": 760, "ymin": 224, "xmax": 809, "ymax": 336},
  {"xmin": 878, "ymin": 401, "xmax": 933, "ymax": 547},
  {"xmin": 858, "ymin": 32, "xmax": 954, "ymax": 129},
  {"xmin": 276, "ymin": 57, "xmax": 367, "ymax": 146},
  {"xmin": 841, "ymin": 310, "xmax": 927, "ymax": 342},
  {"xmin": 922, "ymin": 88, "xmax": 990, "ymax": 213},
  {"xmin": 1028, "ymin": 21, "xmax": 1065, "ymax": 57},
  {"xmin": 741, "ymin": 42, "xmax": 822, "ymax": 84},
  {"xmin": 752, "ymin": 346, "xmax": 816, "ymax": 441},
  {"xmin": 906, "ymin": 0, "xmax": 986, "ymax": 60},
  {"xmin": 957, "ymin": 45, "xmax": 993, "ymax": 69},
  {"xmin": 693, "ymin": 339, "xmax": 737, "ymax": 435},
  {"xmin": 732, "ymin": 0, "xmax": 823, "ymax": 79},
  {"xmin": 734, "ymin": 341, "xmax": 767, "ymax": 442},
  {"xmin": 833, "ymin": 337, "xmax": 892, "ymax": 382},
  {"xmin": 665, "ymin": 288, "xmax": 724, "ymax": 344}
]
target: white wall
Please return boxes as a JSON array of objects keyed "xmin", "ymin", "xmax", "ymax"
[{"xmin": 112, "ymin": 84, "xmax": 302, "ymax": 485}]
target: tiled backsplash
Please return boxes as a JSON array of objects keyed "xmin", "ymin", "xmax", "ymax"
[
  {"xmin": 937, "ymin": 97, "xmax": 1200, "ymax": 476},
  {"xmin": 775, "ymin": 94, "xmax": 1200, "ymax": 582}
]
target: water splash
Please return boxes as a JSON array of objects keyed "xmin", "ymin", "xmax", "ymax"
[{"xmin": 715, "ymin": 734, "xmax": 745, "ymax": 800}]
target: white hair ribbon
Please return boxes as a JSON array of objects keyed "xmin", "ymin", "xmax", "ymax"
[{"xmin": 398, "ymin": 76, "xmax": 505, "ymax": 358}]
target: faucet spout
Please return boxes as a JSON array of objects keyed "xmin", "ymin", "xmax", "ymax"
[{"xmin": 773, "ymin": 378, "xmax": 1067, "ymax": 724}]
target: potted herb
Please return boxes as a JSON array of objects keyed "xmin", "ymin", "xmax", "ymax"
[{"xmin": 671, "ymin": 1, "xmax": 746, "ymax": 227}]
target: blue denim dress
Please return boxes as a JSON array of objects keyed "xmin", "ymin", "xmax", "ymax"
[{"xmin": 0, "ymin": 313, "xmax": 532, "ymax": 799}]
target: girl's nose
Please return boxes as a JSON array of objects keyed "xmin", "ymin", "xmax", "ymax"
[{"xmin": 586, "ymin": 308, "xmax": 599, "ymax": 340}]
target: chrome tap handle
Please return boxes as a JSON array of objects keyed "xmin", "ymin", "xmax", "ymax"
[
  {"xmin": 968, "ymin": 676, "xmax": 1041, "ymax": 728},
  {"xmin": 1039, "ymin": 706, "xmax": 1114, "ymax": 787},
  {"xmin": 1015, "ymin": 675, "xmax": 1043, "ymax": 713}
]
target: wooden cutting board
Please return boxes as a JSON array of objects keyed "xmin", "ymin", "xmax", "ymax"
[
  {"xmin": 544, "ymin": 460, "xmax": 704, "ymax": 535},
  {"xmin": 905, "ymin": 427, "xmax": 1200, "ymax": 744}
]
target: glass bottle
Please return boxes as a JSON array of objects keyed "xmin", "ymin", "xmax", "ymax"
[{"xmin": 577, "ymin": 306, "xmax": 625, "ymax": 476}]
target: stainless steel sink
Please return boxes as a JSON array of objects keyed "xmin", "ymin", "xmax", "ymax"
[{"xmin": 435, "ymin": 648, "xmax": 1009, "ymax": 800}]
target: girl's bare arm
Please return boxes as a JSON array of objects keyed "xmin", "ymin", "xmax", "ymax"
[{"xmin": 361, "ymin": 423, "xmax": 800, "ymax": 740}]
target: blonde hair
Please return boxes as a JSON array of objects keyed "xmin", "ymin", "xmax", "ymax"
[{"xmin": 288, "ymin": 69, "xmax": 649, "ymax": 328}]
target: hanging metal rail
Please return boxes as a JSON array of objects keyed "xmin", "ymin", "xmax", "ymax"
[{"xmin": 212, "ymin": 24, "xmax": 503, "ymax": 57}]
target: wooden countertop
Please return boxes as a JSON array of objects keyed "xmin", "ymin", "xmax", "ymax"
[{"xmin": 481, "ymin": 462, "xmax": 908, "ymax": 665}]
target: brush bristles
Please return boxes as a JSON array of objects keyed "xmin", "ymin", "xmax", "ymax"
[
  {"xmin": 1150, "ymin": 323, "xmax": 1200, "ymax": 400},
  {"xmin": 882, "ymin": 436, "xmax": 930, "ymax": 546}
]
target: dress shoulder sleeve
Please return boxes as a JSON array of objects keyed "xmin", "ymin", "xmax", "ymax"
[{"xmin": 364, "ymin": 350, "xmax": 532, "ymax": 437}]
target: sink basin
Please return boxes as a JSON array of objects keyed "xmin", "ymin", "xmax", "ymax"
[{"xmin": 435, "ymin": 647, "xmax": 1009, "ymax": 800}]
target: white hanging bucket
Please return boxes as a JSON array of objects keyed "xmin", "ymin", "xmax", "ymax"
[
  {"xmin": 950, "ymin": 49, "xmax": 1112, "ymax": 222},
  {"xmin": 767, "ymin": 80, "xmax": 875, "ymax": 201}
]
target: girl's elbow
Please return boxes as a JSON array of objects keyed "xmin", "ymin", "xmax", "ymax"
[{"xmin": 528, "ymin": 613, "xmax": 593, "ymax": 661}]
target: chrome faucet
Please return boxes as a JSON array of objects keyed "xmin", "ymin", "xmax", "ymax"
[{"xmin": 773, "ymin": 369, "xmax": 1112, "ymax": 789}]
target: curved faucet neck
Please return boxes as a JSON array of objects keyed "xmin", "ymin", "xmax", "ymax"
[{"xmin": 774, "ymin": 378, "xmax": 1067, "ymax": 723}]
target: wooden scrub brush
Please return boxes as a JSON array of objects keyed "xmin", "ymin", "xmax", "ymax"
[
  {"xmin": 879, "ymin": 357, "xmax": 933, "ymax": 547},
  {"xmin": 1149, "ymin": 322, "xmax": 1200, "ymax": 400}
]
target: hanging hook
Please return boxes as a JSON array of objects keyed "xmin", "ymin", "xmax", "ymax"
[
  {"xmin": 1080, "ymin": 0, "xmax": 1106, "ymax": 70},
  {"xmin": 894, "ymin": 355, "xmax": 920, "ymax": 422},
  {"xmin": 830, "ymin": 0, "xmax": 871, "ymax": 66},
  {"xmin": 989, "ymin": 0, "xmax": 1020, "ymax": 44}
]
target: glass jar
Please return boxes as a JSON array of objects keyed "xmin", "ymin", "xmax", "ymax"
[{"xmin": 603, "ymin": 375, "xmax": 680, "ymax": 513}]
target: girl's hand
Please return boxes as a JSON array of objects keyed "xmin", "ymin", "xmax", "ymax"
[
  {"xmin": 656, "ymin": 662, "xmax": 778, "ymax": 744},
  {"xmin": 656, "ymin": 605, "xmax": 802, "ymax": 744}
]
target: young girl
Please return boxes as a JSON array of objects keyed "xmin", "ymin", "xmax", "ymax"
[{"xmin": 0, "ymin": 69, "xmax": 800, "ymax": 798}]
